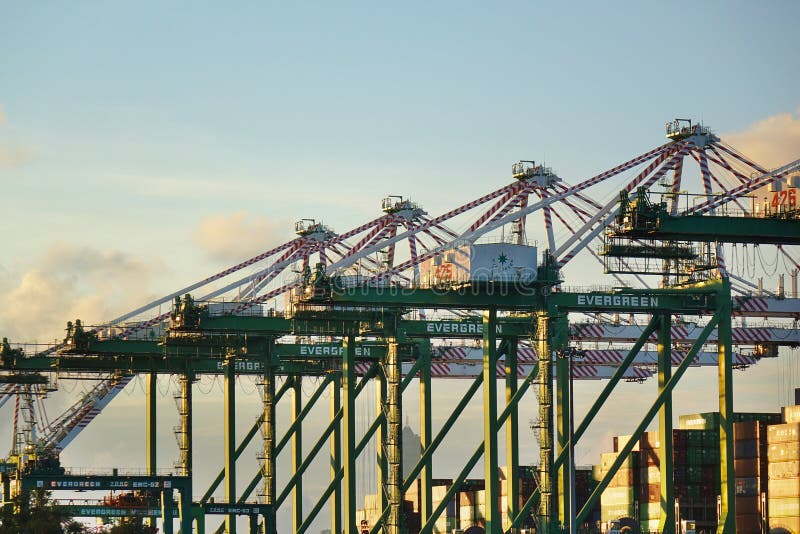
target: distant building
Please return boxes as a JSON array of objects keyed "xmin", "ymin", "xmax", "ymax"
[{"xmin": 402, "ymin": 418, "xmax": 422, "ymax": 479}]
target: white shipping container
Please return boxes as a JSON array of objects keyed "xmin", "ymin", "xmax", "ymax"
[
  {"xmin": 421, "ymin": 243, "xmax": 538, "ymax": 284},
  {"xmin": 768, "ymin": 497, "xmax": 800, "ymax": 518},
  {"xmin": 784, "ymin": 405, "xmax": 800, "ymax": 424},
  {"xmin": 768, "ymin": 423, "xmax": 800, "ymax": 444},
  {"xmin": 769, "ymin": 477, "xmax": 800, "ymax": 498},
  {"xmin": 770, "ymin": 441, "xmax": 800, "ymax": 462}
]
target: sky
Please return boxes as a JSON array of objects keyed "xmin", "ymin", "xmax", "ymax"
[{"xmin": 2, "ymin": 1, "xmax": 800, "ymax": 531}]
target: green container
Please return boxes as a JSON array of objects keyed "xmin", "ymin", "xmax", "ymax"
[
  {"xmin": 679, "ymin": 412, "xmax": 781, "ymax": 431},
  {"xmin": 687, "ymin": 448, "xmax": 703, "ymax": 465},
  {"xmin": 687, "ymin": 430, "xmax": 704, "ymax": 446},
  {"xmin": 687, "ymin": 466, "xmax": 702, "ymax": 483},
  {"xmin": 701, "ymin": 447, "xmax": 720, "ymax": 464}
]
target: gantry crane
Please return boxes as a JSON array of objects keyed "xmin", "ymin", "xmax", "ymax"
[{"xmin": 1, "ymin": 120, "xmax": 799, "ymax": 534}]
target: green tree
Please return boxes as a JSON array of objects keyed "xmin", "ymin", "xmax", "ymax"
[
  {"xmin": 107, "ymin": 519, "xmax": 158, "ymax": 534},
  {"xmin": 0, "ymin": 489, "xmax": 81, "ymax": 534}
]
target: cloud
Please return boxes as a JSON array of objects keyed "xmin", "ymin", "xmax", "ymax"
[
  {"xmin": 193, "ymin": 210, "xmax": 293, "ymax": 263},
  {"xmin": 0, "ymin": 244, "xmax": 162, "ymax": 342},
  {"xmin": 0, "ymin": 144, "xmax": 32, "ymax": 167},
  {"xmin": 724, "ymin": 108, "xmax": 800, "ymax": 169},
  {"xmin": 0, "ymin": 105, "xmax": 33, "ymax": 167}
]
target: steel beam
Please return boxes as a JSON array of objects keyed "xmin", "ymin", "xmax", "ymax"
[
  {"xmin": 504, "ymin": 337, "xmax": 519, "ymax": 533},
  {"xmin": 512, "ymin": 314, "xmax": 660, "ymax": 530},
  {"xmin": 146, "ymin": 373, "xmax": 157, "ymax": 476},
  {"xmin": 556, "ymin": 350, "xmax": 569, "ymax": 531},
  {"xmin": 419, "ymin": 340, "xmax": 433, "ymax": 531},
  {"xmin": 330, "ymin": 373, "xmax": 342, "ymax": 534},
  {"xmin": 263, "ymin": 366, "xmax": 277, "ymax": 534},
  {"xmin": 224, "ymin": 359, "xmax": 236, "ymax": 534},
  {"xmin": 536, "ymin": 311, "xmax": 554, "ymax": 534},
  {"xmin": 403, "ymin": 373, "xmax": 483, "ymax": 490},
  {"xmin": 201, "ymin": 379, "xmax": 292, "ymax": 504},
  {"xmin": 416, "ymin": 362, "xmax": 539, "ymax": 534},
  {"xmin": 162, "ymin": 489, "xmax": 174, "ymax": 534},
  {"xmin": 376, "ymin": 360, "xmax": 388, "ymax": 525},
  {"xmin": 386, "ymin": 343, "xmax": 403, "ymax": 534},
  {"xmin": 658, "ymin": 314, "xmax": 675, "ymax": 533},
  {"xmin": 147, "ymin": 373, "xmax": 157, "ymax": 530},
  {"xmin": 291, "ymin": 375, "xmax": 303, "ymax": 534},
  {"xmin": 718, "ymin": 279, "xmax": 735, "ymax": 534},
  {"xmin": 177, "ymin": 374, "xmax": 192, "ymax": 477},
  {"xmin": 576, "ymin": 316, "xmax": 720, "ymax": 525},
  {"xmin": 483, "ymin": 309, "xmax": 500, "ymax": 534},
  {"xmin": 343, "ymin": 336, "xmax": 357, "ymax": 534}
]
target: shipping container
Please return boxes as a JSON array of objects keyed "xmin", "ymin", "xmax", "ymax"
[
  {"xmin": 736, "ymin": 495, "xmax": 761, "ymax": 515},
  {"xmin": 736, "ymin": 477, "xmax": 760, "ymax": 497},
  {"xmin": 639, "ymin": 483, "xmax": 660, "ymax": 503},
  {"xmin": 783, "ymin": 405, "xmax": 800, "ymax": 424},
  {"xmin": 600, "ymin": 451, "xmax": 639, "ymax": 472},
  {"xmin": 735, "ymin": 513, "xmax": 762, "ymax": 534},
  {"xmin": 769, "ymin": 423, "xmax": 800, "ymax": 444},
  {"xmin": 770, "ymin": 478, "xmax": 800, "ymax": 499},
  {"xmin": 420, "ymin": 243, "xmax": 538, "ymax": 285},
  {"xmin": 736, "ymin": 458, "xmax": 764, "ymax": 478},
  {"xmin": 771, "ymin": 442, "xmax": 800, "ymax": 462},
  {"xmin": 735, "ymin": 438, "xmax": 761, "ymax": 459},
  {"xmin": 640, "ymin": 466, "xmax": 661, "ymax": 485},
  {"xmin": 639, "ymin": 502, "xmax": 661, "ymax": 521},
  {"xmin": 679, "ymin": 412, "xmax": 780, "ymax": 431},
  {"xmin": 769, "ymin": 497, "xmax": 800, "ymax": 518},
  {"xmin": 771, "ymin": 461, "xmax": 800, "ymax": 480},
  {"xmin": 735, "ymin": 420, "xmax": 768, "ymax": 441}
]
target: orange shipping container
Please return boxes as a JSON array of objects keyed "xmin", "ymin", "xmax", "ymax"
[
  {"xmin": 735, "ymin": 496, "xmax": 760, "ymax": 515},
  {"xmin": 735, "ymin": 513, "xmax": 761, "ymax": 534}
]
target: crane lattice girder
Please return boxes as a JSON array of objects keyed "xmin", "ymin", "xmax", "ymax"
[{"xmin": 572, "ymin": 322, "xmax": 800, "ymax": 345}]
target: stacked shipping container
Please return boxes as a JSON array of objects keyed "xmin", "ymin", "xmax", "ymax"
[
  {"xmin": 768, "ymin": 405, "xmax": 800, "ymax": 534},
  {"xmin": 734, "ymin": 420, "xmax": 768, "ymax": 533},
  {"xmin": 596, "ymin": 412, "xmax": 780, "ymax": 533}
]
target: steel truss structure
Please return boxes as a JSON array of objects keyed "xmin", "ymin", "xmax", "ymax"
[{"xmin": 1, "ymin": 120, "xmax": 799, "ymax": 534}]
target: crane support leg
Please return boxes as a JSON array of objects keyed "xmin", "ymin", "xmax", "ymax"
[
  {"xmin": 718, "ymin": 279, "xmax": 735, "ymax": 534},
  {"xmin": 376, "ymin": 360, "xmax": 388, "ymax": 523},
  {"xmin": 263, "ymin": 367, "xmax": 277, "ymax": 534},
  {"xmin": 536, "ymin": 311, "xmax": 554, "ymax": 534},
  {"xmin": 178, "ymin": 374, "xmax": 193, "ymax": 477},
  {"xmin": 224, "ymin": 359, "xmax": 236, "ymax": 534},
  {"xmin": 419, "ymin": 340, "xmax": 433, "ymax": 530},
  {"xmin": 292, "ymin": 375, "xmax": 303, "ymax": 533},
  {"xmin": 330, "ymin": 373, "xmax": 342, "ymax": 534},
  {"xmin": 483, "ymin": 308, "xmax": 499, "ymax": 534},
  {"xmin": 386, "ymin": 342, "xmax": 403, "ymax": 534},
  {"xmin": 147, "ymin": 373, "xmax": 157, "ymax": 530},
  {"xmin": 658, "ymin": 314, "xmax": 675, "ymax": 533},
  {"xmin": 557, "ymin": 349, "xmax": 569, "ymax": 531},
  {"xmin": 161, "ymin": 488, "xmax": 174, "ymax": 534},
  {"xmin": 505, "ymin": 336, "xmax": 520, "ymax": 533},
  {"xmin": 147, "ymin": 373, "xmax": 157, "ymax": 475},
  {"xmin": 513, "ymin": 315, "xmax": 660, "ymax": 531},
  {"xmin": 577, "ymin": 316, "xmax": 721, "ymax": 525},
  {"xmin": 343, "ymin": 336, "xmax": 357, "ymax": 534}
]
